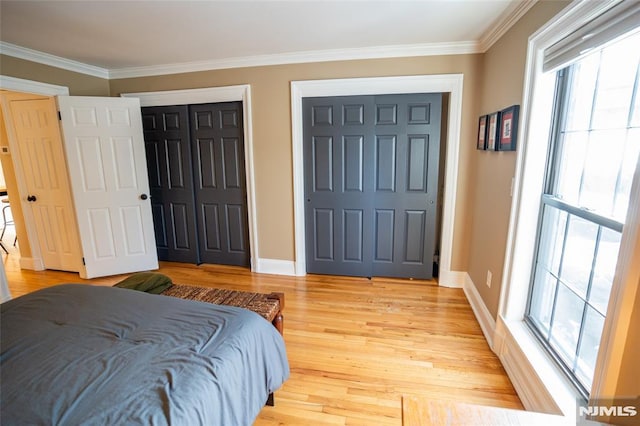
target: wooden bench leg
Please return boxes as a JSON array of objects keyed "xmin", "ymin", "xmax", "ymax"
[{"xmin": 272, "ymin": 312, "xmax": 283, "ymax": 336}]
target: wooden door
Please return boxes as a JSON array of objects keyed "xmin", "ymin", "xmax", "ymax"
[
  {"xmin": 303, "ymin": 96, "xmax": 375, "ymax": 277},
  {"xmin": 141, "ymin": 105, "xmax": 199, "ymax": 263},
  {"xmin": 190, "ymin": 102, "xmax": 250, "ymax": 266},
  {"xmin": 371, "ymin": 94, "xmax": 442, "ymax": 278},
  {"xmin": 9, "ymin": 98, "xmax": 83, "ymax": 272},
  {"xmin": 57, "ymin": 96, "xmax": 158, "ymax": 278},
  {"xmin": 303, "ymin": 93, "xmax": 442, "ymax": 279}
]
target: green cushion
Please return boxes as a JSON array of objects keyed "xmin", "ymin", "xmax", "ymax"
[{"xmin": 114, "ymin": 272, "xmax": 173, "ymax": 294}]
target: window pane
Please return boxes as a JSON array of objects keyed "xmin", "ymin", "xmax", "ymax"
[
  {"xmin": 631, "ymin": 64, "xmax": 640, "ymax": 127},
  {"xmin": 590, "ymin": 228, "xmax": 622, "ymax": 314},
  {"xmin": 559, "ymin": 215, "xmax": 598, "ymax": 298},
  {"xmin": 537, "ymin": 206, "xmax": 567, "ymax": 274},
  {"xmin": 579, "ymin": 129, "xmax": 626, "ymax": 214},
  {"xmin": 555, "ymin": 131, "xmax": 588, "ymax": 203},
  {"xmin": 549, "ymin": 284, "xmax": 584, "ymax": 365},
  {"xmin": 614, "ymin": 128, "xmax": 640, "ymax": 221},
  {"xmin": 591, "ymin": 34, "xmax": 640, "ymax": 130},
  {"xmin": 575, "ymin": 306, "xmax": 605, "ymax": 388},
  {"xmin": 529, "ymin": 267, "xmax": 558, "ymax": 336},
  {"xmin": 564, "ymin": 54, "xmax": 598, "ymax": 131}
]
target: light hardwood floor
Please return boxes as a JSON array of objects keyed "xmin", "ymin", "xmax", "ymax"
[{"xmin": 4, "ymin": 246, "xmax": 523, "ymax": 425}]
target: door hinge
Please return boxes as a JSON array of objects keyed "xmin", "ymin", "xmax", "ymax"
[
  {"xmin": 57, "ymin": 111, "xmax": 62, "ymax": 121},
  {"xmin": 82, "ymin": 257, "xmax": 85, "ymax": 265}
]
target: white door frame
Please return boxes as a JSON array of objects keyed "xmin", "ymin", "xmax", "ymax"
[
  {"xmin": 0, "ymin": 75, "xmax": 70, "ymax": 271},
  {"xmin": 291, "ymin": 74, "xmax": 464, "ymax": 287},
  {"xmin": 121, "ymin": 86, "xmax": 259, "ymax": 271}
]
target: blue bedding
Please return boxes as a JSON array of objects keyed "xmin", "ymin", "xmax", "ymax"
[{"xmin": 1, "ymin": 284, "xmax": 289, "ymax": 425}]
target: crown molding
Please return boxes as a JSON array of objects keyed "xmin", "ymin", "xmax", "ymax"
[
  {"xmin": 0, "ymin": 42, "xmax": 109, "ymax": 79},
  {"xmin": 479, "ymin": 0, "xmax": 539, "ymax": 52},
  {"xmin": 109, "ymin": 41, "xmax": 480, "ymax": 79},
  {"xmin": 1, "ymin": 40, "xmax": 480, "ymax": 80}
]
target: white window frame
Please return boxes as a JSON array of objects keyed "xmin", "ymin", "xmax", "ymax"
[{"xmin": 495, "ymin": 0, "xmax": 640, "ymax": 417}]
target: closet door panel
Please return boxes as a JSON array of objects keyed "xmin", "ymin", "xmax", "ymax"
[
  {"xmin": 141, "ymin": 105, "xmax": 199, "ymax": 263},
  {"xmin": 191, "ymin": 102, "xmax": 249, "ymax": 266}
]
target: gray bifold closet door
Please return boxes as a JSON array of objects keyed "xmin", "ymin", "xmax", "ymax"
[
  {"xmin": 142, "ymin": 102, "xmax": 249, "ymax": 267},
  {"xmin": 303, "ymin": 93, "xmax": 442, "ymax": 279},
  {"xmin": 142, "ymin": 105, "xmax": 199, "ymax": 263}
]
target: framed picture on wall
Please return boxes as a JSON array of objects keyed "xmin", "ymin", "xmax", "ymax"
[
  {"xmin": 498, "ymin": 105, "xmax": 520, "ymax": 151},
  {"xmin": 486, "ymin": 111, "xmax": 500, "ymax": 151},
  {"xmin": 477, "ymin": 115, "xmax": 488, "ymax": 150}
]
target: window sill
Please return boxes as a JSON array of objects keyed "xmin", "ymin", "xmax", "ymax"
[{"xmin": 494, "ymin": 315, "xmax": 581, "ymax": 420}]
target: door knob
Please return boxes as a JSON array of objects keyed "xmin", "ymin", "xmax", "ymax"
[
  {"xmin": 140, "ymin": 194, "xmax": 148, "ymax": 200},
  {"xmin": 27, "ymin": 195, "xmax": 37, "ymax": 202}
]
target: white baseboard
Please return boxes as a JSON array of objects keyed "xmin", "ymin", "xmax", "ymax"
[
  {"xmin": 462, "ymin": 272, "xmax": 496, "ymax": 349},
  {"xmin": 19, "ymin": 256, "xmax": 44, "ymax": 271},
  {"xmin": 438, "ymin": 269, "xmax": 465, "ymax": 288},
  {"xmin": 254, "ymin": 258, "xmax": 297, "ymax": 276}
]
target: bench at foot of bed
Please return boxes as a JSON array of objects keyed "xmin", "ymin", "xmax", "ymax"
[{"xmin": 160, "ymin": 284, "xmax": 284, "ymax": 335}]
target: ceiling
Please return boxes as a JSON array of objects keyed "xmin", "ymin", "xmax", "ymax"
[{"xmin": 0, "ymin": 0, "xmax": 536, "ymax": 79}]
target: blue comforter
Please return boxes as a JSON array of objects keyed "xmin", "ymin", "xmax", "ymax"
[{"xmin": 1, "ymin": 284, "xmax": 289, "ymax": 425}]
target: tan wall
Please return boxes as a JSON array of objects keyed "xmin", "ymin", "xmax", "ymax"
[
  {"xmin": 467, "ymin": 1, "xmax": 570, "ymax": 317},
  {"xmin": 0, "ymin": 55, "xmax": 110, "ymax": 96},
  {"xmin": 110, "ymin": 55, "xmax": 483, "ymax": 267}
]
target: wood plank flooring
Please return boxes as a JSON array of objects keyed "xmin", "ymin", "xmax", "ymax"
[{"xmin": 4, "ymin": 251, "xmax": 523, "ymax": 425}]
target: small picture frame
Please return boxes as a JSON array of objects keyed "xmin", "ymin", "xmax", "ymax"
[
  {"xmin": 477, "ymin": 115, "xmax": 488, "ymax": 150},
  {"xmin": 498, "ymin": 105, "xmax": 520, "ymax": 151},
  {"xmin": 486, "ymin": 111, "xmax": 500, "ymax": 151}
]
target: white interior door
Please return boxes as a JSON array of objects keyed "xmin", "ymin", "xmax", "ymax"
[
  {"xmin": 9, "ymin": 98, "xmax": 83, "ymax": 273},
  {"xmin": 57, "ymin": 96, "xmax": 158, "ymax": 278}
]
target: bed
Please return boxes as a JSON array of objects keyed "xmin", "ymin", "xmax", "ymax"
[{"xmin": 0, "ymin": 284, "xmax": 290, "ymax": 425}]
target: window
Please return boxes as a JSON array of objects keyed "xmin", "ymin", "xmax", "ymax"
[{"xmin": 525, "ymin": 31, "xmax": 640, "ymax": 397}]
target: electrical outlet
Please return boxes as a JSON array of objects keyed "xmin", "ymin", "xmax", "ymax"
[{"xmin": 486, "ymin": 270, "xmax": 492, "ymax": 288}]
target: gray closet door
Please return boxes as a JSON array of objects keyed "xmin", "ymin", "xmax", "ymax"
[
  {"xmin": 303, "ymin": 93, "xmax": 442, "ymax": 279},
  {"xmin": 303, "ymin": 96, "xmax": 375, "ymax": 276},
  {"xmin": 190, "ymin": 102, "xmax": 250, "ymax": 266},
  {"xmin": 142, "ymin": 105, "xmax": 199, "ymax": 263}
]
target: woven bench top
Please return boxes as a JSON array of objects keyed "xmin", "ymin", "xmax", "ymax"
[{"xmin": 161, "ymin": 284, "xmax": 282, "ymax": 323}]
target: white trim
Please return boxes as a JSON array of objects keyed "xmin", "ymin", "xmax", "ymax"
[
  {"xmin": 438, "ymin": 270, "xmax": 465, "ymax": 289},
  {"xmin": 498, "ymin": 0, "xmax": 639, "ymax": 417},
  {"xmin": 18, "ymin": 256, "xmax": 45, "ymax": 272},
  {"xmin": 109, "ymin": 42, "xmax": 479, "ymax": 79},
  {"xmin": 290, "ymin": 74, "xmax": 463, "ymax": 283},
  {"xmin": 121, "ymin": 85, "xmax": 259, "ymax": 272},
  {"xmin": 254, "ymin": 258, "xmax": 297, "ymax": 276},
  {"xmin": 0, "ymin": 75, "xmax": 69, "ymax": 96},
  {"xmin": 462, "ymin": 273, "xmax": 496, "ymax": 349},
  {"xmin": 590, "ymin": 153, "xmax": 640, "ymax": 403},
  {"xmin": 479, "ymin": 0, "xmax": 539, "ymax": 51},
  {"xmin": 494, "ymin": 317, "xmax": 575, "ymax": 417},
  {"xmin": 0, "ymin": 42, "xmax": 109, "ymax": 79}
]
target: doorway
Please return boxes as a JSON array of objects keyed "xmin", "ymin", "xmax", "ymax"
[
  {"xmin": 291, "ymin": 75, "xmax": 464, "ymax": 286},
  {"xmin": 142, "ymin": 101, "xmax": 250, "ymax": 267},
  {"xmin": 122, "ymin": 85, "xmax": 259, "ymax": 271}
]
